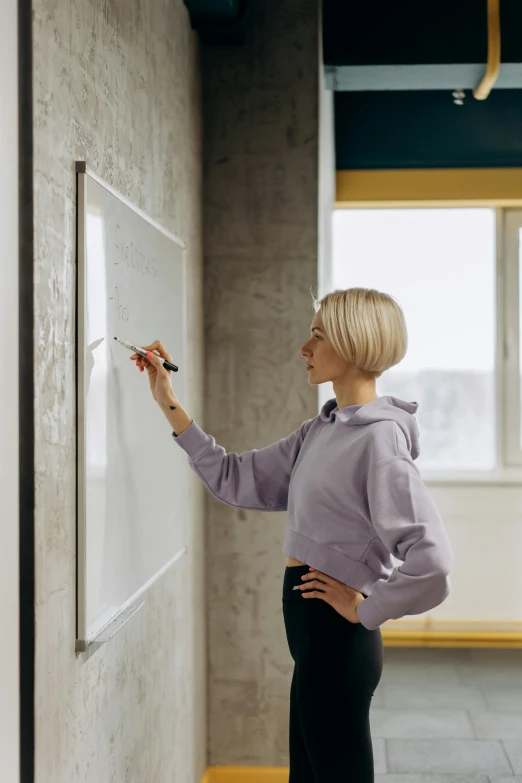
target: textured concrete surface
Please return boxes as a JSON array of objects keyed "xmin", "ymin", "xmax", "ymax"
[
  {"xmin": 32, "ymin": 1, "xmax": 205, "ymax": 781},
  {"xmin": 201, "ymin": 0, "xmax": 328, "ymax": 767}
]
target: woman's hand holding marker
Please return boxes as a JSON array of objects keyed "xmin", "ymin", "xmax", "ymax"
[
  {"xmin": 130, "ymin": 340, "xmax": 193, "ymax": 436},
  {"xmin": 130, "ymin": 341, "xmax": 177, "ymax": 409}
]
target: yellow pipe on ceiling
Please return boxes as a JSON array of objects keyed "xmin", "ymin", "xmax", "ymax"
[{"xmin": 473, "ymin": 0, "xmax": 501, "ymax": 100}]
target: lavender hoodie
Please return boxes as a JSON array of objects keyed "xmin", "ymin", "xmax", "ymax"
[{"xmin": 172, "ymin": 395, "xmax": 455, "ymax": 630}]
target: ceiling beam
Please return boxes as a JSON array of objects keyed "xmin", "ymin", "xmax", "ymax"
[{"xmin": 326, "ymin": 64, "xmax": 522, "ymax": 91}]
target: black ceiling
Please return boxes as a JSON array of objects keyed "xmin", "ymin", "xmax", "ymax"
[
  {"xmin": 335, "ymin": 89, "xmax": 522, "ymax": 170},
  {"xmin": 323, "ymin": 0, "xmax": 521, "ymax": 67},
  {"xmin": 323, "ymin": 0, "xmax": 522, "ymax": 169}
]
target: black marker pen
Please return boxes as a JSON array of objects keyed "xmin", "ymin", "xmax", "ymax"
[{"xmin": 114, "ymin": 337, "xmax": 179, "ymax": 372}]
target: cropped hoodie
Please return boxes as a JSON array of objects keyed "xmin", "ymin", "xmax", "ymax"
[{"xmin": 171, "ymin": 395, "xmax": 455, "ymax": 630}]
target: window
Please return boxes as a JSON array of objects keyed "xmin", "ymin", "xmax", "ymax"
[{"xmin": 324, "ymin": 207, "xmax": 522, "ymax": 481}]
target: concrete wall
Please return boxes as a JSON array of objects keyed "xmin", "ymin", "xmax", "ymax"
[
  {"xmin": 201, "ymin": 0, "xmax": 327, "ymax": 765},
  {"xmin": 32, "ymin": 1, "xmax": 206, "ymax": 781}
]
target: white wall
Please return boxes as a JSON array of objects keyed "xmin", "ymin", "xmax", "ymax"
[{"xmin": 0, "ymin": 0, "xmax": 20, "ymax": 780}]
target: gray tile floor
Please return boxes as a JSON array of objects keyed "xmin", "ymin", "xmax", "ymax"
[{"xmin": 371, "ymin": 646, "xmax": 522, "ymax": 782}]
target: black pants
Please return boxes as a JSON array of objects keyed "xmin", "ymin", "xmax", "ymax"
[{"xmin": 282, "ymin": 564, "xmax": 384, "ymax": 782}]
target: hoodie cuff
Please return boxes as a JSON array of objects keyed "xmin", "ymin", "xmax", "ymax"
[
  {"xmin": 356, "ymin": 595, "xmax": 389, "ymax": 631},
  {"xmin": 171, "ymin": 419, "xmax": 212, "ymax": 460}
]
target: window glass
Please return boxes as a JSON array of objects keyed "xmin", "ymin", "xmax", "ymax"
[{"xmin": 327, "ymin": 208, "xmax": 496, "ymax": 471}]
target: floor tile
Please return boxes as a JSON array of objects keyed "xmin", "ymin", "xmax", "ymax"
[
  {"xmin": 468, "ymin": 649, "xmax": 522, "ymax": 667},
  {"xmin": 503, "ymin": 740, "xmax": 522, "ymax": 775},
  {"xmin": 383, "ymin": 648, "xmax": 473, "ymax": 665},
  {"xmin": 372, "ymin": 737, "xmax": 387, "ymax": 774},
  {"xmin": 386, "ymin": 739, "xmax": 513, "ymax": 776},
  {"xmin": 382, "ymin": 683, "xmax": 487, "ymax": 711},
  {"xmin": 481, "ymin": 686, "xmax": 522, "ymax": 713},
  {"xmin": 456, "ymin": 660, "xmax": 522, "ymax": 687},
  {"xmin": 370, "ymin": 708, "xmax": 474, "ymax": 738},
  {"xmin": 371, "ymin": 686, "xmax": 386, "ymax": 707},
  {"xmin": 489, "ymin": 777, "xmax": 522, "ymax": 783},
  {"xmin": 379, "ymin": 665, "xmax": 462, "ymax": 686},
  {"xmin": 468, "ymin": 710, "xmax": 522, "ymax": 740}
]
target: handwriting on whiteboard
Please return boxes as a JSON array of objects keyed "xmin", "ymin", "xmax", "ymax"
[
  {"xmin": 114, "ymin": 224, "xmax": 157, "ymax": 277},
  {"xmin": 108, "ymin": 286, "xmax": 129, "ymax": 322}
]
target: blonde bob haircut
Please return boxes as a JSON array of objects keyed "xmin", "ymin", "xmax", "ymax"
[{"xmin": 310, "ymin": 287, "xmax": 408, "ymax": 381}]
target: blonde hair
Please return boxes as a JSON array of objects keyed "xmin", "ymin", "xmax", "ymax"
[{"xmin": 310, "ymin": 287, "xmax": 408, "ymax": 380}]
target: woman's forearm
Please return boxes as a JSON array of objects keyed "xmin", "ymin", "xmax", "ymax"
[{"xmin": 158, "ymin": 394, "xmax": 193, "ymax": 436}]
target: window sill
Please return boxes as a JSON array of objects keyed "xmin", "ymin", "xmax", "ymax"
[{"xmin": 422, "ymin": 469, "xmax": 522, "ymax": 487}]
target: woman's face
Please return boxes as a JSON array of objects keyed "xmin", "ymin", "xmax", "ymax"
[{"xmin": 299, "ymin": 310, "xmax": 349, "ymax": 384}]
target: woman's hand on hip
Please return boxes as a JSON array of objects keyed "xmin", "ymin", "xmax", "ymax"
[
  {"xmin": 298, "ymin": 568, "xmax": 365, "ymax": 624},
  {"xmin": 130, "ymin": 340, "xmax": 177, "ymax": 409}
]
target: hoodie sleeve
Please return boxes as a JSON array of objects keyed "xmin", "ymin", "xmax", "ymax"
[
  {"xmin": 356, "ymin": 454, "xmax": 455, "ymax": 631},
  {"xmin": 171, "ymin": 418, "xmax": 314, "ymax": 511}
]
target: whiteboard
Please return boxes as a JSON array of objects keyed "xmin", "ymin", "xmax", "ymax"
[{"xmin": 76, "ymin": 163, "xmax": 188, "ymax": 648}]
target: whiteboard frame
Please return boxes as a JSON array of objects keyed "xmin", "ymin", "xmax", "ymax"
[{"xmin": 75, "ymin": 162, "xmax": 188, "ymax": 651}]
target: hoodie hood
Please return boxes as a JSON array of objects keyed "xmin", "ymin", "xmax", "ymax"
[{"xmin": 319, "ymin": 395, "xmax": 420, "ymax": 460}]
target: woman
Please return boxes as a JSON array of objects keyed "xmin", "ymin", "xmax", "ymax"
[{"xmin": 130, "ymin": 287, "xmax": 454, "ymax": 782}]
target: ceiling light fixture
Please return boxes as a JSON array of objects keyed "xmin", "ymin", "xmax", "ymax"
[{"xmin": 452, "ymin": 89, "xmax": 465, "ymax": 105}]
